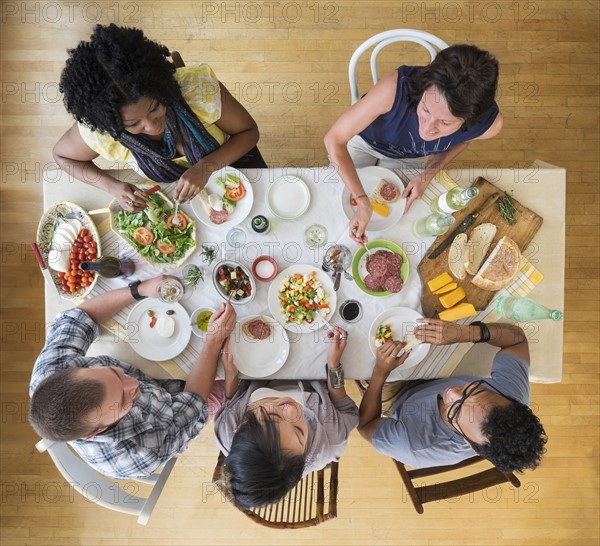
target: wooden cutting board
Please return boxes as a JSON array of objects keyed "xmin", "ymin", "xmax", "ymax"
[{"xmin": 418, "ymin": 177, "xmax": 543, "ymax": 317}]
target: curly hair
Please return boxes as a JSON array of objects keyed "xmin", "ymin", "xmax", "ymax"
[
  {"xmin": 406, "ymin": 44, "xmax": 499, "ymax": 130},
  {"xmin": 222, "ymin": 407, "xmax": 306, "ymax": 509},
  {"xmin": 59, "ymin": 24, "xmax": 181, "ymax": 137},
  {"xmin": 475, "ymin": 400, "xmax": 547, "ymax": 473},
  {"xmin": 29, "ymin": 368, "xmax": 106, "ymax": 441}
]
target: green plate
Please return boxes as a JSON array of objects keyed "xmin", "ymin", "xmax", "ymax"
[{"xmin": 352, "ymin": 239, "xmax": 409, "ymax": 298}]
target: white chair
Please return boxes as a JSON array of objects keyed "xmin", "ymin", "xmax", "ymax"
[
  {"xmin": 348, "ymin": 29, "xmax": 449, "ymax": 104},
  {"xmin": 35, "ymin": 438, "xmax": 177, "ymax": 525}
]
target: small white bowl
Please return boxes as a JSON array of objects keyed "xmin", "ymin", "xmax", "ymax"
[{"xmin": 190, "ymin": 307, "xmax": 215, "ymax": 337}]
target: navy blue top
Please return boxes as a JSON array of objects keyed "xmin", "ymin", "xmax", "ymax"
[{"xmin": 359, "ymin": 66, "xmax": 500, "ymax": 159}]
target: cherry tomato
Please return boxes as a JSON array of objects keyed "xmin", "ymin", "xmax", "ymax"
[
  {"xmin": 79, "ymin": 228, "xmax": 88, "ymax": 237},
  {"xmin": 83, "ymin": 235, "xmax": 92, "ymax": 243}
]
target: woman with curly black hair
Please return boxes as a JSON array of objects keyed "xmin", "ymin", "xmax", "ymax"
[{"xmin": 53, "ymin": 24, "xmax": 265, "ymax": 211}]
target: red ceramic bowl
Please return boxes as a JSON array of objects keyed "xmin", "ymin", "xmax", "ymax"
[{"xmin": 251, "ymin": 256, "xmax": 278, "ymax": 282}]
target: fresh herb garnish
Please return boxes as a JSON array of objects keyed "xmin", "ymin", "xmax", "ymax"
[
  {"xmin": 497, "ymin": 194, "xmax": 519, "ymax": 225},
  {"xmin": 183, "ymin": 264, "xmax": 204, "ymax": 288},
  {"xmin": 201, "ymin": 244, "xmax": 217, "ymax": 264}
]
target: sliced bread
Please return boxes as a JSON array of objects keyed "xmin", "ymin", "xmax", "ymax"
[
  {"xmin": 370, "ymin": 179, "xmax": 401, "ymax": 203},
  {"xmin": 471, "ymin": 236, "xmax": 521, "ymax": 291},
  {"xmin": 448, "ymin": 233, "xmax": 468, "ymax": 280},
  {"xmin": 464, "ymin": 223, "xmax": 497, "ymax": 276}
]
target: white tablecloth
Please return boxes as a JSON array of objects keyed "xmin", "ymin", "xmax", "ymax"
[{"xmin": 42, "ymin": 161, "xmax": 565, "ymax": 382}]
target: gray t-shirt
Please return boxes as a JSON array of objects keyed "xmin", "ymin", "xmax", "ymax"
[
  {"xmin": 372, "ymin": 352, "xmax": 530, "ymax": 468},
  {"xmin": 214, "ymin": 380, "xmax": 358, "ymax": 474}
]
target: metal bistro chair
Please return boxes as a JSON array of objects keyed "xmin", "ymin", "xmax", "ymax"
[
  {"xmin": 35, "ymin": 439, "xmax": 177, "ymax": 525},
  {"xmin": 212, "ymin": 452, "xmax": 339, "ymax": 528},
  {"xmin": 348, "ymin": 29, "xmax": 449, "ymax": 104},
  {"xmin": 394, "ymin": 455, "xmax": 521, "ymax": 514}
]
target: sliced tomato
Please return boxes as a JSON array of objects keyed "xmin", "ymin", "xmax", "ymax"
[
  {"xmin": 156, "ymin": 240, "xmax": 175, "ymax": 255},
  {"xmin": 225, "ymin": 182, "xmax": 247, "ymax": 202},
  {"xmin": 167, "ymin": 213, "xmax": 188, "ymax": 230},
  {"xmin": 133, "ymin": 227, "xmax": 154, "ymax": 246},
  {"xmin": 149, "ymin": 316, "xmax": 157, "ymax": 328}
]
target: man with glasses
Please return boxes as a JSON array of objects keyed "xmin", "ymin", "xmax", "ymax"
[{"xmin": 358, "ymin": 319, "xmax": 547, "ymax": 473}]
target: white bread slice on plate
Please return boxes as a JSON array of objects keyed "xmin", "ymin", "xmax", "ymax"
[
  {"xmin": 370, "ymin": 179, "xmax": 401, "ymax": 203},
  {"xmin": 448, "ymin": 233, "xmax": 467, "ymax": 280},
  {"xmin": 464, "ymin": 223, "xmax": 497, "ymax": 276},
  {"xmin": 471, "ymin": 236, "xmax": 521, "ymax": 291}
]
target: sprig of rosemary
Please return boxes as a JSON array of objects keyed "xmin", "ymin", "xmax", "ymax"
[
  {"xmin": 497, "ymin": 194, "xmax": 519, "ymax": 225},
  {"xmin": 183, "ymin": 265, "xmax": 204, "ymax": 288}
]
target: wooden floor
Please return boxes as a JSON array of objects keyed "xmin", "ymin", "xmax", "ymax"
[{"xmin": 1, "ymin": 1, "xmax": 598, "ymax": 544}]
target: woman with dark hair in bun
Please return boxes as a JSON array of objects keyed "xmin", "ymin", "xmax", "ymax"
[
  {"xmin": 53, "ymin": 24, "xmax": 266, "ymax": 211},
  {"xmin": 325, "ymin": 44, "xmax": 502, "ymax": 243}
]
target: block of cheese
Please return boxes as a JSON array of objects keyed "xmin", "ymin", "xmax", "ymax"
[
  {"xmin": 433, "ymin": 282, "xmax": 458, "ymax": 295},
  {"xmin": 370, "ymin": 200, "xmax": 390, "ymax": 217},
  {"xmin": 439, "ymin": 302, "xmax": 477, "ymax": 321},
  {"xmin": 439, "ymin": 286, "xmax": 466, "ymax": 309},
  {"xmin": 427, "ymin": 272, "xmax": 453, "ymax": 293}
]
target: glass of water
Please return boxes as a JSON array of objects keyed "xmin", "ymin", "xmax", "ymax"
[
  {"xmin": 159, "ymin": 278, "xmax": 185, "ymax": 303},
  {"xmin": 226, "ymin": 228, "xmax": 247, "ymax": 248},
  {"xmin": 304, "ymin": 224, "xmax": 328, "ymax": 248}
]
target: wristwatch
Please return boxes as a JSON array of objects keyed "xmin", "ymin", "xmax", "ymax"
[
  {"xmin": 128, "ymin": 280, "xmax": 146, "ymax": 301},
  {"xmin": 471, "ymin": 321, "xmax": 491, "ymax": 343},
  {"xmin": 326, "ymin": 363, "xmax": 345, "ymax": 389}
]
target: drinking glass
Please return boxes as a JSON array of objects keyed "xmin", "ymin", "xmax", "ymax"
[
  {"xmin": 226, "ymin": 228, "xmax": 247, "ymax": 248},
  {"xmin": 304, "ymin": 224, "xmax": 328, "ymax": 248},
  {"xmin": 159, "ymin": 278, "xmax": 185, "ymax": 303}
]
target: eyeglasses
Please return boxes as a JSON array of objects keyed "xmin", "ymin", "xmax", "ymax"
[{"xmin": 446, "ymin": 379, "xmax": 508, "ymax": 450}]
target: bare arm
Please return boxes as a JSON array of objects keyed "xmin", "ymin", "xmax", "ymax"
[
  {"xmin": 358, "ymin": 341, "xmax": 409, "ymax": 442},
  {"xmin": 415, "ymin": 319, "xmax": 529, "ymax": 364},
  {"xmin": 184, "ymin": 302, "xmax": 236, "ymax": 399},
  {"xmin": 324, "ymin": 72, "xmax": 397, "ymax": 244},
  {"xmin": 325, "ymin": 326, "xmax": 350, "ymax": 401},
  {"xmin": 77, "ymin": 275, "xmax": 170, "ymax": 324},
  {"xmin": 53, "ymin": 123, "xmax": 146, "ymax": 212},
  {"xmin": 173, "ymin": 83, "xmax": 260, "ymax": 202}
]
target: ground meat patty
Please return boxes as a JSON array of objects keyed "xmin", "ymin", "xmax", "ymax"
[
  {"xmin": 366, "ymin": 254, "xmax": 389, "ymax": 277},
  {"xmin": 209, "ymin": 208, "xmax": 229, "ymax": 225},
  {"xmin": 364, "ymin": 273, "xmax": 385, "ymax": 291},
  {"xmin": 380, "ymin": 182, "xmax": 400, "ymax": 202},
  {"xmin": 244, "ymin": 319, "xmax": 271, "ymax": 340},
  {"xmin": 383, "ymin": 276, "xmax": 404, "ymax": 293}
]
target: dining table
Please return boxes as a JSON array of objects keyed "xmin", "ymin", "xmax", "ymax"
[{"xmin": 41, "ymin": 159, "xmax": 566, "ymax": 383}]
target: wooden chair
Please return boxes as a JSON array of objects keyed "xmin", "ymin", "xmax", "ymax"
[
  {"xmin": 212, "ymin": 452, "xmax": 339, "ymax": 528},
  {"xmin": 348, "ymin": 29, "xmax": 449, "ymax": 104},
  {"xmin": 35, "ymin": 439, "xmax": 177, "ymax": 525},
  {"xmin": 394, "ymin": 455, "xmax": 521, "ymax": 514}
]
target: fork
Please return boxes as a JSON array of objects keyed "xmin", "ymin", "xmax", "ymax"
[
  {"xmin": 315, "ymin": 309, "xmax": 336, "ymax": 334},
  {"xmin": 172, "ymin": 202, "xmax": 180, "ymax": 227}
]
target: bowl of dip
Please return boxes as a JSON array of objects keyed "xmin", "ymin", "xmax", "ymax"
[
  {"xmin": 252, "ymin": 256, "xmax": 278, "ymax": 282},
  {"xmin": 190, "ymin": 307, "xmax": 215, "ymax": 337}
]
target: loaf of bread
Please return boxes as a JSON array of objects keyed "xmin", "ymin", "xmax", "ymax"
[{"xmin": 471, "ymin": 236, "xmax": 521, "ymax": 291}]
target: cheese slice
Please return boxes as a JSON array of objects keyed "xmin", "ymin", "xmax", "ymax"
[
  {"xmin": 370, "ymin": 200, "xmax": 390, "ymax": 217},
  {"xmin": 427, "ymin": 272, "xmax": 453, "ymax": 292},
  {"xmin": 439, "ymin": 286, "xmax": 466, "ymax": 309},
  {"xmin": 433, "ymin": 282, "xmax": 458, "ymax": 295},
  {"xmin": 439, "ymin": 303, "xmax": 477, "ymax": 321}
]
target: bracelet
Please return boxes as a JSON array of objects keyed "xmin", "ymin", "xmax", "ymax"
[
  {"xmin": 471, "ymin": 321, "xmax": 491, "ymax": 344},
  {"xmin": 326, "ymin": 363, "xmax": 345, "ymax": 389},
  {"xmin": 354, "ymin": 194, "xmax": 369, "ymax": 201}
]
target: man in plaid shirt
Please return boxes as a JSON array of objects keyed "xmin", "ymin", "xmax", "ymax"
[{"xmin": 29, "ymin": 275, "xmax": 236, "ymax": 479}]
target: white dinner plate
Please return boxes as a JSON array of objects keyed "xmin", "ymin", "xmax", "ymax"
[
  {"xmin": 191, "ymin": 166, "xmax": 253, "ymax": 228},
  {"xmin": 126, "ymin": 300, "xmax": 191, "ymax": 361},
  {"xmin": 341, "ymin": 166, "xmax": 406, "ymax": 232},
  {"xmin": 266, "ymin": 175, "xmax": 311, "ymax": 220},
  {"xmin": 267, "ymin": 264, "xmax": 337, "ymax": 334},
  {"xmin": 229, "ymin": 315, "xmax": 290, "ymax": 378},
  {"xmin": 369, "ymin": 307, "xmax": 431, "ymax": 378}
]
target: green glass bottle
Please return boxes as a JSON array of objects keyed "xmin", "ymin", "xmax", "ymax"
[
  {"xmin": 413, "ymin": 213, "xmax": 455, "ymax": 238},
  {"xmin": 431, "ymin": 186, "xmax": 480, "ymax": 214},
  {"xmin": 496, "ymin": 296, "xmax": 563, "ymax": 321}
]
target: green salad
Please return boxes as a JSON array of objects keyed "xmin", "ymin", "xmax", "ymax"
[{"xmin": 115, "ymin": 194, "xmax": 195, "ymax": 264}]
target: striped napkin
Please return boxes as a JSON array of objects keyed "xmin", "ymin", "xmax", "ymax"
[{"xmin": 399, "ymin": 169, "xmax": 545, "ymax": 379}]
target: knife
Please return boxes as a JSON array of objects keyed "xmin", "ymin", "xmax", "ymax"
[
  {"xmin": 427, "ymin": 192, "xmax": 500, "ymax": 260},
  {"xmin": 31, "ymin": 243, "xmax": 63, "ymax": 304}
]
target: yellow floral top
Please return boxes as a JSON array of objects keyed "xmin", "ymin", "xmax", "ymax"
[{"xmin": 78, "ymin": 64, "xmax": 228, "ymax": 173}]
